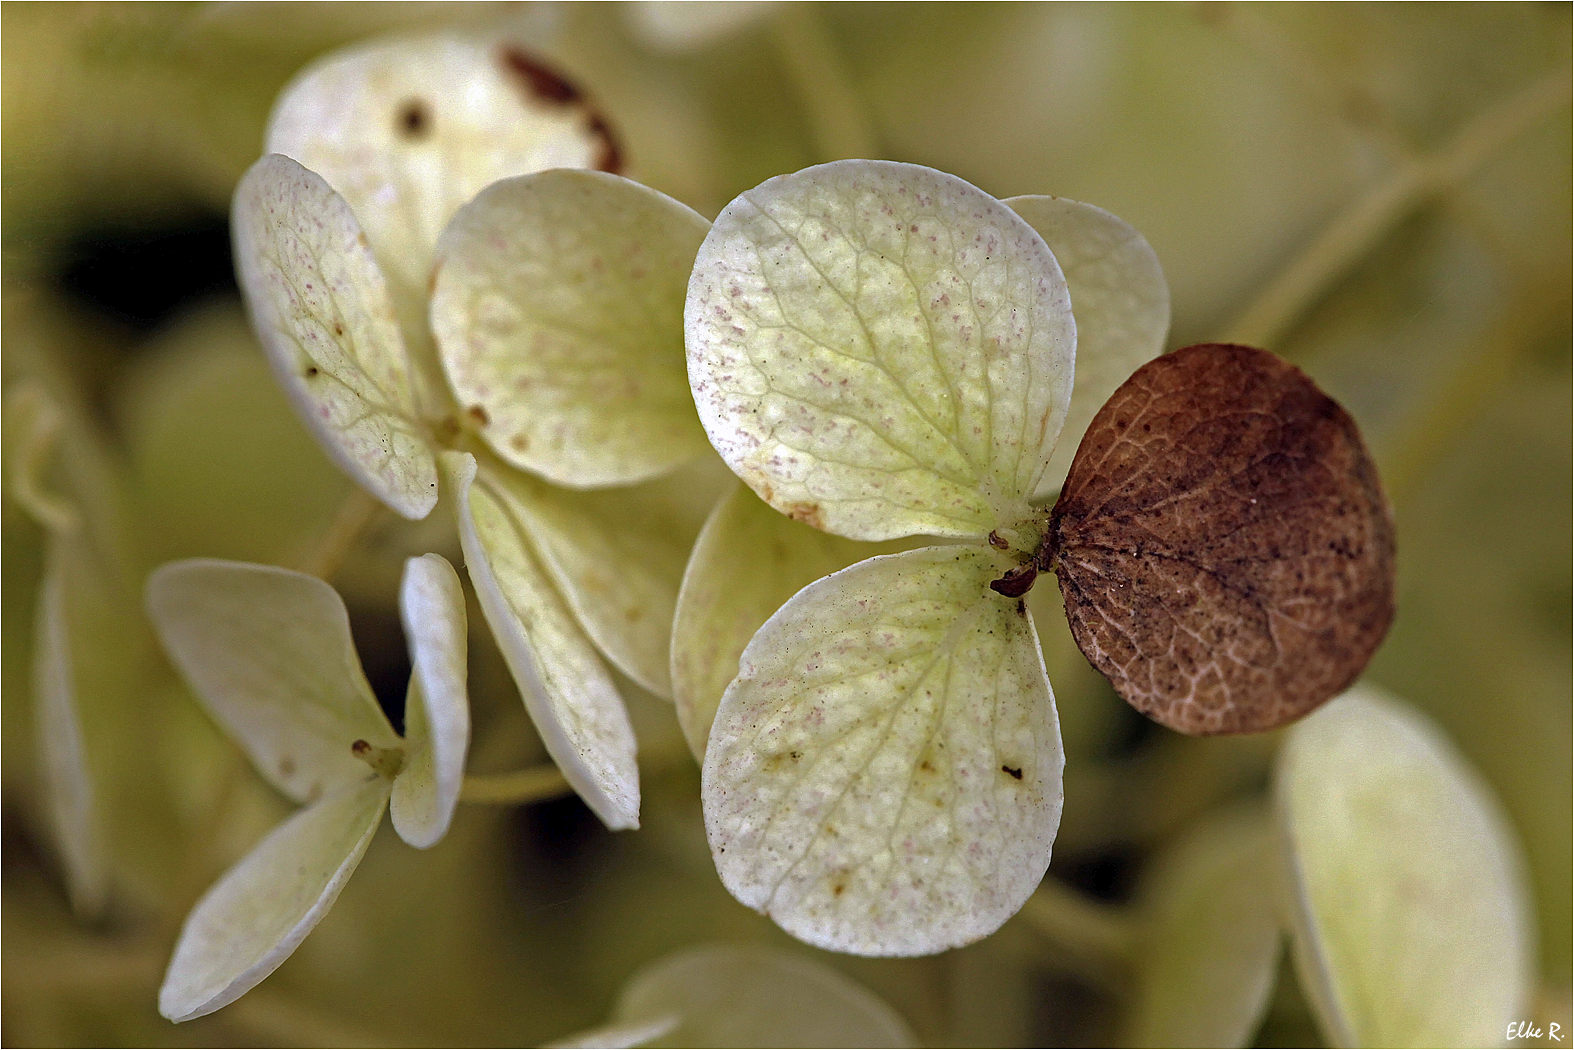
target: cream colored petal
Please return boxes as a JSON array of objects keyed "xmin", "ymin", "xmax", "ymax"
[
  {"xmin": 671, "ymin": 481, "xmax": 898, "ymax": 761},
  {"xmin": 703, "ymin": 546, "xmax": 1063, "ymax": 955},
  {"xmin": 145, "ymin": 559, "xmax": 400, "ymax": 805},
  {"xmin": 266, "ymin": 34, "xmax": 617, "ymax": 310},
  {"xmin": 1124, "ymin": 804, "xmax": 1281, "ymax": 1048},
  {"xmin": 443, "ymin": 452, "xmax": 639, "ymax": 830},
  {"xmin": 686, "ymin": 160, "xmax": 1075, "ymax": 540},
  {"xmin": 624, "ymin": 2, "xmax": 782, "ymax": 53},
  {"xmin": 493, "ymin": 467, "xmax": 696, "ymax": 700},
  {"xmin": 1276, "ymin": 685, "xmax": 1534, "ymax": 1048},
  {"xmin": 390, "ymin": 554, "xmax": 469, "ymax": 849},
  {"xmin": 158, "ymin": 776, "xmax": 390, "ymax": 1022},
  {"xmin": 1003, "ymin": 195, "xmax": 1170, "ymax": 499},
  {"xmin": 431, "ymin": 169, "xmax": 712, "ymax": 488},
  {"xmin": 609, "ymin": 944, "xmax": 917, "ymax": 1047},
  {"xmin": 544, "ymin": 1016, "xmax": 680, "ymax": 1049},
  {"xmin": 232, "ymin": 153, "xmax": 438, "ymax": 519}
]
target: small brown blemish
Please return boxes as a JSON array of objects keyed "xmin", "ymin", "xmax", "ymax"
[
  {"xmin": 785, "ymin": 502, "xmax": 824, "ymax": 530},
  {"xmin": 987, "ymin": 530, "xmax": 1010, "ymax": 551},
  {"xmin": 1001, "ymin": 765, "xmax": 1023, "ymax": 780},
  {"xmin": 990, "ymin": 562, "xmax": 1037, "ymax": 598},
  {"xmin": 832, "ymin": 882, "xmax": 846, "ymax": 897},
  {"xmin": 396, "ymin": 99, "xmax": 432, "ymax": 139},
  {"xmin": 499, "ymin": 47, "xmax": 582, "ymax": 104},
  {"xmin": 351, "ymin": 739, "xmax": 371, "ymax": 756},
  {"xmin": 467, "ymin": 404, "xmax": 490, "ymax": 428},
  {"xmin": 586, "ymin": 112, "xmax": 623, "ymax": 174},
  {"xmin": 510, "ymin": 433, "xmax": 529, "ymax": 452},
  {"xmin": 304, "ymin": 366, "xmax": 320, "ymax": 378},
  {"xmin": 333, "ymin": 324, "xmax": 344, "ymax": 336},
  {"xmin": 918, "ymin": 760, "xmax": 934, "ymax": 772}
]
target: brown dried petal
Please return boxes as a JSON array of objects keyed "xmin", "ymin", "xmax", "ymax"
[{"xmin": 1048, "ymin": 343, "xmax": 1395, "ymax": 735}]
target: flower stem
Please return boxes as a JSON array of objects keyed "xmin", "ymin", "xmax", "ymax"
[
  {"xmin": 1226, "ymin": 67, "xmax": 1569, "ymax": 349},
  {"xmin": 1015, "ymin": 877, "xmax": 1138, "ymax": 982},
  {"xmin": 459, "ymin": 764, "xmax": 572, "ymax": 805},
  {"xmin": 293, "ymin": 486, "xmax": 382, "ymax": 581},
  {"xmin": 771, "ymin": 3, "xmax": 878, "ymax": 161}
]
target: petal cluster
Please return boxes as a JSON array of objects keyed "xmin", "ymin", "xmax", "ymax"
[
  {"xmin": 147, "ymin": 556, "xmax": 469, "ymax": 1021},
  {"xmin": 232, "ymin": 34, "xmax": 720, "ymax": 831},
  {"xmin": 680, "ymin": 159, "xmax": 1170, "ymax": 954}
]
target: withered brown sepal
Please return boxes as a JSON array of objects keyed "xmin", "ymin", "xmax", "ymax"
[{"xmin": 1048, "ymin": 343, "xmax": 1396, "ymax": 735}]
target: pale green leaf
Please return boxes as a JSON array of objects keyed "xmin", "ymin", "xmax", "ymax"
[
  {"xmin": 390, "ymin": 553, "xmax": 469, "ymax": 850},
  {"xmin": 1276, "ymin": 685, "xmax": 1534, "ymax": 1048},
  {"xmin": 1003, "ymin": 195, "xmax": 1170, "ymax": 499},
  {"xmin": 431, "ymin": 168, "xmax": 712, "ymax": 488},
  {"xmin": 496, "ymin": 467, "xmax": 698, "ymax": 700},
  {"xmin": 703, "ymin": 546, "xmax": 1063, "ymax": 955},
  {"xmin": 145, "ymin": 559, "xmax": 400, "ymax": 805},
  {"xmin": 1125, "ymin": 804, "xmax": 1281, "ymax": 1048},
  {"xmin": 32, "ymin": 541, "xmax": 108, "ymax": 917},
  {"xmin": 232, "ymin": 153, "xmax": 438, "ymax": 519},
  {"xmin": 671, "ymin": 481, "xmax": 900, "ymax": 761},
  {"xmin": 610, "ymin": 944, "xmax": 917, "ymax": 1047},
  {"xmin": 266, "ymin": 34, "xmax": 613, "ymax": 312},
  {"xmin": 443, "ymin": 452, "xmax": 640, "ymax": 831},
  {"xmin": 686, "ymin": 159, "xmax": 1076, "ymax": 541},
  {"xmin": 158, "ymin": 776, "xmax": 390, "ymax": 1022}
]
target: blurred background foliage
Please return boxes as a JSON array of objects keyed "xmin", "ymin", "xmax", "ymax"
[{"xmin": 2, "ymin": 3, "xmax": 1568, "ymax": 1045}]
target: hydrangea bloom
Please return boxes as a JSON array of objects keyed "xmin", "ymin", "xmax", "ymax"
[
  {"xmin": 679, "ymin": 159, "xmax": 1169, "ymax": 954},
  {"xmin": 233, "ymin": 34, "xmax": 719, "ymax": 828}
]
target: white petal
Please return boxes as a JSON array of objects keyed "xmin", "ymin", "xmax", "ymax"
[
  {"xmin": 704, "ymin": 546, "xmax": 1063, "ymax": 955},
  {"xmin": 496, "ymin": 468, "xmax": 697, "ymax": 700},
  {"xmin": 431, "ymin": 169, "xmax": 712, "ymax": 488},
  {"xmin": 443, "ymin": 452, "xmax": 640, "ymax": 830},
  {"xmin": 610, "ymin": 944, "xmax": 917, "ymax": 1047},
  {"xmin": 232, "ymin": 153, "xmax": 438, "ymax": 519},
  {"xmin": 671, "ymin": 482, "xmax": 897, "ymax": 760},
  {"xmin": 158, "ymin": 776, "xmax": 390, "ymax": 1022},
  {"xmin": 1124, "ymin": 805, "xmax": 1280, "ymax": 1048},
  {"xmin": 1276, "ymin": 685, "xmax": 1534, "ymax": 1047},
  {"xmin": 145, "ymin": 559, "xmax": 400, "ymax": 805},
  {"xmin": 1003, "ymin": 195, "xmax": 1170, "ymax": 499},
  {"xmin": 686, "ymin": 160, "xmax": 1075, "ymax": 540},
  {"xmin": 266, "ymin": 35, "xmax": 617, "ymax": 308},
  {"xmin": 544, "ymin": 1016, "xmax": 680, "ymax": 1049},
  {"xmin": 32, "ymin": 541, "xmax": 108, "ymax": 917},
  {"xmin": 390, "ymin": 554, "xmax": 469, "ymax": 849},
  {"xmin": 625, "ymin": 1, "xmax": 782, "ymax": 53}
]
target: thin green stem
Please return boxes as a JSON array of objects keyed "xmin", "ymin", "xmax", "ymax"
[
  {"xmin": 459, "ymin": 764, "xmax": 572, "ymax": 805},
  {"xmin": 293, "ymin": 485, "xmax": 383, "ymax": 581},
  {"xmin": 1226, "ymin": 68, "xmax": 1569, "ymax": 349},
  {"xmin": 771, "ymin": 3, "xmax": 879, "ymax": 161},
  {"xmin": 1015, "ymin": 876, "xmax": 1138, "ymax": 981}
]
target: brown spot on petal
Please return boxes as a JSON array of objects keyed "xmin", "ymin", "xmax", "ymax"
[
  {"xmin": 1049, "ymin": 343, "xmax": 1396, "ymax": 736},
  {"xmin": 990, "ymin": 562, "xmax": 1037, "ymax": 598},
  {"xmin": 499, "ymin": 48, "xmax": 582, "ymax": 104},
  {"xmin": 467, "ymin": 404, "xmax": 490, "ymax": 428},
  {"xmin": 1001, "ymin": 765, "xmax": 1023, "ymax": 780},
  {"xmin": 396, "ymin": 99, "xmax": 432, "ymax": 139},
  {"xmin": 585, "ymin": 112, "xmax": 623, "ymax": 175},
  {"xmin": 785, "ymin": 502, "xmax": 824, "ymax": 530}
]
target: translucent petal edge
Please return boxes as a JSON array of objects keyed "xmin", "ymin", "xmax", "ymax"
[
  {"xmin": 391, "ymin": 553, "xmax": 469, "ymax": 849},
  {"xmin": 442, "ymin": 452, "xmax": 640, "ymax": 830},
  {"xmin": 158, "ymin": 777, "xmax": 389, "ymax": 1022}
]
